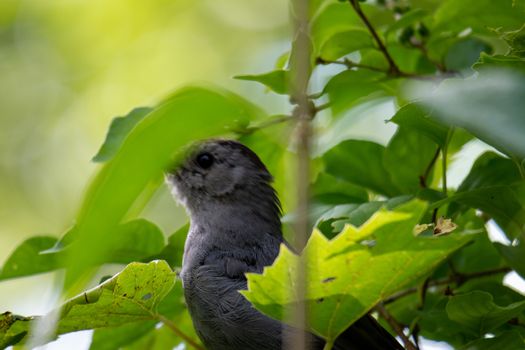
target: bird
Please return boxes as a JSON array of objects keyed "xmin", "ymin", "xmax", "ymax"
[{"xmin": 165, "ymin": 139, "xmax": 404, "ymax": 350}]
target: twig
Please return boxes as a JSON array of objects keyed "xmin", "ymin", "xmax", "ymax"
[
  {"xmin": 383, "ymin": 267, "xmax": 512, "ymax": 304},
  {"xmin": 348, "ymin": 0, "xmax": 401, "ymax": 76},
  {"xmin": 419, "ymin": 146, "xmax": 441, "ymax": 189},
  {"xmin": 157, "ymin": 314, "xmax": 205, "ymax": 350},
  {"xmin": 410, "ymin": 41, "xmax": 448, "ymax": 73},
  {"xmin": 376, "ymin": 303, "xmax": 418, "ymax": 350},
  {"xmin": 239, "ymin": 115, "xmax": 295, "ymax": 135}
]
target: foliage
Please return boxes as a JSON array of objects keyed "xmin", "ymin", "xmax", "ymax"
[{"xmin": 1, "ymin": 0, "xmax": 525, "ymax": 349}]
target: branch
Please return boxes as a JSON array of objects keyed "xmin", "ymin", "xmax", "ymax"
[
  {"xmin": 348, "ymin": 0, "xmax": 401, "ymax": 76},
  {"xmin": 384, "ymin": 267, "xmax": 512, "ymax": 304},
  {"xmin": 375, "ymin": 303, "xmax": 418, "ymax": 350},
  {"xmin": 157, "ymin": 314, "xmax": 205, "ymax": 350},
  {"xmin": 419, "ymin": 146, "xmax": 441, "ymax": 189}
]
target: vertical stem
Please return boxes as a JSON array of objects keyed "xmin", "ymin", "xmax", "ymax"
[
  {"xmin": 323, "ymin": 340, "xmax": 334, "ymax": 350},
  {"xmin": 288, "ymin": 0, "xmax": 313, "ymax": 349}
]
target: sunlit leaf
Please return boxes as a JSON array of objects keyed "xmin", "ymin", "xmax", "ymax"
[
  {"xmin": 63, "ymin": 86, "xmax": 263, "ymax": 287},
  {"xmin": 319, "ymin": 29, "xmax": 374, "ymax": 61},
  {"xmin": 234, "ymin": 70, "xmax": 289, "ymax": 95},
  {"xmin": 243, "ymin": 201, "xmax": 472, "ymax": 343},
  {"xmin": 0, "ymin": 261, "xmax": 177, "ymax": 347},
  {"xmin": 93, "ymin": 107, "xmax": 153, "ymax": 163}
]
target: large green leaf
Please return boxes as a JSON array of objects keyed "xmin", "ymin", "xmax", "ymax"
[
  {"xmin": 62, "ymin": 86, "xmax": 262, "ymax": 287},
  {"xmin": 459, "ymin": 331, "xmax": 525, "ymax": 350},
  {"xmin": 416, "ymin": 69, "xmax": 525, "ymax": 159},
  {"xmin": 243, "ymin": 201, "xmax": 472, "ymax": 343},
  {"xmin": 384, "ymin": 126, "xmax": 439, "ymax": 193},
  {"xmin": 324, "ymin": 70, "xmax": 389, "ymax": 115},
  {"xmin": 446, "ymin": 291, "xmax": 525, "ymax": 337},
  {"xmin": 322, "ymin": 140, "xmax": 401, "ymax": 197},
  {"xmin": 0, "ymin": 261, "xmax": 177, "ymax": 348},
  {"xmin": 0, "ymin": 236, "xmax": 59, "ymax": 281},
  {"xmin": 433, "ymin": 0, "xmax": 525, "ymax": 34},
  {"xmin": 93, "ymin": 107, "xmax": 153, "ymax": 163},
  {"xmin": 390, "ymin": 103, "xmax": 449, "ymax": 148},
  {"xmin": 0, "ymin": 219, "xmax": 167, "ymax": 281},
  {"xmin": 319, "ymin": 29, "xmax": 374, "ymax": 61},
  {"xmin": 311, "ymin": 172, "xmax": 368, "ymax": 205}
]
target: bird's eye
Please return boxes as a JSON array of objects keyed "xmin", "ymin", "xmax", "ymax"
[{"xmin": 196, "ymin": 152, "xmax": 214, "ymax": 169}]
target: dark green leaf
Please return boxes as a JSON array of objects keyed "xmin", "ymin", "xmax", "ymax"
[
  {"xmin": 385, "ymin": 9, "xmax": 429, "ymax": 37},
  {"xmin": 93, "ymin": 107, "xmax": 153, "ymax": 163},
  {"xmin": 446, "ymin": 291, "xmax": 525, "ymax": 337},
  {"xmin": 457, "ymin": 152, "xmax": 522, "ymax": 192},
  {"xmin": 445, "ymin": 38, "xmax": 492, "ymax": 72},
  {"xmin": 390, "ymin": 103, "xmax": 449, "ymax": 148},
  {"xmin": 234, "ymin": 70, "xmax": 289, "ymax": 95},
  {"xmin": 323, "ymin": 140, "xmax": 401, "ymax": 196},
  {"xmin": 459, "ymin": 331, "xmax": 525, "ymax": 350},
  {"xmin": 495, "ymin": 241, "xmax": 525, "ymax": 279},
  {"xmin": 311, "ymin": 172, "xmax": 369, "ymax": 204},
  {"xmin": 416, "ymin": 69, "xmax": 525, "ymax": 159},
  {"xmin": 384, "ymin": 126, "xmax": 439, "ymax": 193}
]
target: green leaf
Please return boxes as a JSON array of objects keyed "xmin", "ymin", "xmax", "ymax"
[
  {"xmin": 0, "ymin": 236, "xmax": 59, "ymax": 281},
  {"xmin": 444, "ymin": 38, "xmax": 492, "ymax": 72},
  {"xmin": 495, "ymin": 241, "xmax": 525, "ymax": 279},
  {"xmin": 416, "ymin": 69, "xmax": 525, "ymax": 159},
  {"xmin": 0, "ymin": 219, "xmax": 168, "ymax": 281},
  {"xmin": 234, "ymin": 70, "xmax": 289, "ymax": 95},
  {"xmin": 390, "ymin": 103, "xmax": 449, "ymax": 148},
  {"xmin": 322, "ymin": 140, "xmax": 401, "ymax": 197},
  {"xmin": 457, "ymin": 152, "xmax": 522, "ymax": 192},
  {"xmin": 151, "ymin": 224, "xmax": 188, "ymax": 268},
  {"xmin": 433, "ymin": 0, "xmax": 525, "ymax": 34},
  {"xmin": 503, "ymin": 24, "xmax": 525, "ymax": 58},
  {"xmin": 474, "ymin": 53, "xmax": 525, "ymax": 74},
  {"xmin": 319, "ymin": 29, "xmax": 374, "ymax": 61},
  {"xmin": 90, "ymin": 321, "xmax": 157, "ymax": 350},
  {"xmin": 324, "ymin": 70, "xmax": 389, "ymax": 115},
  {"xmin": 446, "ymin": 291, "xmax": 525, "ymax": 337},
  {"xmin": 384, "ymin": 126, "xmax": 439, "ymax": 193},
  {"xmin": 311, "ymin": 172, "xmax": 369, "ymax": 205},
  {"xmin": 311, "ymin": 3, "xmax": 362, "ymax": 53},
  {"xmin": 385, "ymin": 8, "xmax": 429, "ymax": 37},
  {"xmin": 1, "ymin": 261, "xmax": 177, "ymax": 347},
  {"xmin": 243, "ymin": 200, "xmax": 472, "ymax": 343},
  {"xmin": 107, "ymin": 219, "xmax": 166, "ymax": 264},
  {"xmin": 63, "ymin": 86, "xmax": 262, "ymax": 287},
  {"xmin": 93, "ymin": 107, "xmax": 153, "ymax": 163},
  {"xmin": 459, "ymin": 331, "xmax": 525, "ymax": 350}
]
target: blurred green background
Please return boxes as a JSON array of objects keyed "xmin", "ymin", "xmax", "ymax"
[{"xmin": 0, "ymin": 0, "xmax": 289, "ymax": 315}]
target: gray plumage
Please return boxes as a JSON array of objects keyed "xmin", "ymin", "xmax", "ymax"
[{"xmin": 166, "ymin": 139, "xmax": 403, "ymax": 350}]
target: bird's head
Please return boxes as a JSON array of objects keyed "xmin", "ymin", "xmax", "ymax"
[{"xmin": 165, "ymin": 140, "xmax": 280, "ymax": 222}]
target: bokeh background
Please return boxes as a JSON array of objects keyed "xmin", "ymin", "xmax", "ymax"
[
  {"xmin": 1, "ymin": 1, "xmax": 524, "ymax": 349},
  {"xmin": 0, "ymin": 0, "xmax": 290, "ymax": 347}
]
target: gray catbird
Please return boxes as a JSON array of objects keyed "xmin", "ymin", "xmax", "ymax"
[{"xmin": 166, "ymin": 139, "xmax": 404, "ymax": 350}]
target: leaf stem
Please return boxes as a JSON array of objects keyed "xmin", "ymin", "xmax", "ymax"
[
  {"xmin": 419, "ymin": 146, "xmax": 441, "ymax": 189},
  {"xmin": 157, "ymin": 314, "xmax": 205, "ymax": 350},
  {"xmin": 348, "ymin": 0, "xmax": 401, "ymax": 76},
  {"xmin": 375, "ymin": 303, "xmax": 418, "ymax": 350},
  {"xmin": 323, "ymin": 340, "xmax": 335, "ymax": 350}
]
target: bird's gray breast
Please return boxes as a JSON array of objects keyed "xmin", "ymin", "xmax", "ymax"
[{"xmin": 181, "ymin": 228, "xmax": 284, "ymax": 350}]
